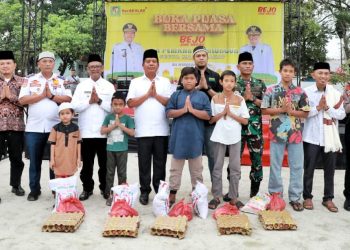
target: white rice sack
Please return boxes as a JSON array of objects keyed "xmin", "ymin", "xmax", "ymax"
[
  {"xmin": 241, "ymin": 193, "xmax": 271, "ymax": 214},
  {"xmin": 152, "ymin": 181, "xmax": 170, "ymax": 216},
  {"xmin": 191, "ymin": 181, "xmax": 208, "ymax": 219},
  {"xmin": 111, "ymin": 183, "xmax": 139, "ymax": 208},
  {"xmin": 49, "ymin": 175, "xmax": 77, "ymax": 212}
]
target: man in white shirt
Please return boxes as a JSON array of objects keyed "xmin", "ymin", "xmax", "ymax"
[
  {"xmin": 110, "ymin": 23, "xmax": 144, "ymax": 78},
  {"xmin": 303, "ymin": 62, "xmax": 346, "ymax": 212},
  {"xmin": 239, "ymin": 26, "xmax": 275, "ymax": 75},
  {"xmin": 19, "ymin": 51, "xmax": 72, "ymax": 201},
  {"xmin": 71, "ymin": 54, "xmax": 115, "ymax": 201},
  {"xmin": 126, "ymin": 49, "xmax": 173, "ymax": 205}
]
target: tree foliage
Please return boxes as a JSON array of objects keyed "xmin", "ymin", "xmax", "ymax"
[
  {"xmin": 42, "ymin": 6, "xmax": 94, "ymax": 75},
  {"xmin": 314, "ymin": 0, "xmax": 350, "ymax": 60},
  {"xmin": 285, "ymin": 1, "xmax": 329, "ymax": 76},
  {"xmin": 0, "ymin": 0, "xmax": 23, "ymax": 61}
]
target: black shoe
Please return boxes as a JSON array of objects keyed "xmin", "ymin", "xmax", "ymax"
[
  {"xmin": 12, "ymin": 186, "xmax": 25, "ymax": 196},
  {"xmin": 139, "ymin": 193, "xmax": 149, "ymax": 205},
  {"xmin": 250, "ymin": 181, "xmax": 261, "ymax": 198},
  {"xmin": 101, "ymin": 190, "xmax": 109, "ymax": 200},
  {"xmin": 344, "ymin": 199, "xmax": 350, "ymax": 211},
  {"xmin": 79, "ymin": 191, "xmax": 93, "ymax": 201},
  {"xmin": 27, "ymin": 192, "xmax": 39, "ymax": 201},
  {"xmin": 223, "ymin": 193, "xmax": 231, "ymax": 202}
]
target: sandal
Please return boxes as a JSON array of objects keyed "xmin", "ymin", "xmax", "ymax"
[
  {"xmin": 208, "ymin": 198, "xmax": 220, "ymax": 210},
  {"xmin": 289, "ymin": 201, "xmax": 304, "ymax": 212},
  {"xmin": 229, "ymin": 200, "xmax": 245, "ymax": 209},
  {"xmin": 303, "ymin": 199, "xmax": 314, "ymax": 210},
  {"xmin": 322, "ymin": 200, "xmax": 338, "ymax": 213}
]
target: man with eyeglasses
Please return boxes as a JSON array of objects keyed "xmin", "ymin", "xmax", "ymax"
[{"xmin": 71, "ymin": 54, "xmax": 115, "ymax": 201}]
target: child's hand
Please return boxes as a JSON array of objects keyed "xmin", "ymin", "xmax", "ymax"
[
  {"xmin": 224, "ymin": 103, "xmax": 230, "ymax": 119},
  {"xmin": 49, "ymin": 160, "xmax": 55, "ymax": 170},
  {"xmin": 186, "ymin": 96, "xmax": 194, "ymax": 113},
  {"xmin": 114, "ymin": 114, "xmax": 120, "ymax": 127}
]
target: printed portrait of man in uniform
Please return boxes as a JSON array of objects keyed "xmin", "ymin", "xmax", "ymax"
[
  {"xmin": 109, "ymin": 23, "xmax": 144, "ymax": 78},
  {"xmin": 239, "ymin": 25, "xmax": 275, "ymax": 76}
]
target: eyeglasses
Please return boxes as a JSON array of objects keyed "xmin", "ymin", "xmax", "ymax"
[{"xmin": 88, "ymin": 65, "xmax": 102, "ymax": 69}]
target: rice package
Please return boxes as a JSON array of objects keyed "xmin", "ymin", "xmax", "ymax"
[
  {"xmin": 152, "ymin": 181, "xmax": 170, "ymax": 216},
  {"xmin": 49, "ymin": 176, "xmax": 79, "ymax": 213},
  {"xmin": 241, "ymin": 193, "xmax": 271, "ymax": 214},
  {"xmin": 111, "ymin": 183, "xmax": 139, "ymax": 208},
  {"xmin": 191, "ymin": 181, "xmax": 208, "ymax": 219}
]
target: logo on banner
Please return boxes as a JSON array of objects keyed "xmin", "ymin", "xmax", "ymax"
[
  {"xmin": 258, "ymin": 6, "xmax": 277, "ymax": 15},
  {"xmin": 110, "ymin": 6, "xmax": 121, "ymax": 16}
]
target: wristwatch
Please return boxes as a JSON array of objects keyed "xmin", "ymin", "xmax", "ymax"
[
  {"xmin": 97, "ymin": 98, "xmax": 102, "ymax": 105},
  {"xmin": 49, "ymin": 94, "xmax": 55, "ymax": 100},
  {"xmin": 252, "ymin": 96, "xmax": 257, "ymax": 102},
  {"xmin": 205, "ymin": 86, "xmax": 212, "ymax": 92}
]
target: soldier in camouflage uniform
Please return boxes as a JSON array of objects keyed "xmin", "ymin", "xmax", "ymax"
[{"xmin": 225, "ymin": 52, "xmax": 266, "ymax": 200}]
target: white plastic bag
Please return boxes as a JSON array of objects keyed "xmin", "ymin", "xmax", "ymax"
[
  {"xmin": 191, "ymin": 181, "xmax": 208, "ymax": 219},
  {"xmin": 49, "ymin": 176, "xmax": 78, "ymax": 212},
  {"xmin": 152, "ymin": 181, "xmax": 170, "ymax": 216},
  {"xmin": 241, "ymin": 193, "xmax": 271, "ymax": 214},
  {"xmin": 111, "ymin": 183, "xmax": 139, "ymax": 208}
]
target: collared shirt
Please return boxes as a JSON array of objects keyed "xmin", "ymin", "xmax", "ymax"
[
  {"xmin": 19, "ymin": 72, "xmax": 72, "ymax": 133},
  {"xmin": 71, "ymin": 77, "xmax": 115, "ymax": 138},
  {"xmin": 239, "ymin": 43, "xmax": 275, "ymax": 75},
  {"xmin": 303, "ymin": 84, "xmax": 345, "ymax": 146},
  {"xmin": 261, "ymin": 82, "xmax": 310, "ymax": 143},
  {"xmin": 235, "ymin": 75, "xmax": 266, "ymax": 135},
  {"xmin": 110, "ymin": 41, "xmax": 144, "ymax": 75},
  {"xmin": 0, "ymin": 74, "xmax": 26, "ymax": 131},
  {"xmin": 343, "ymin": 83, "xmax": 350, "ymax": 115},
  {"xmin": 126, "ymin": 74, "xmax": 173, "ymax": 137}
]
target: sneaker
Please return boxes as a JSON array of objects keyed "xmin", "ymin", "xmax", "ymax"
[
  {"xmin": 12, "ymin": 186, "xmax": 25, "ymax": 196},
  {"xmin": 344, "ymin": 199, "xmax": 350, "ymax": 211}
]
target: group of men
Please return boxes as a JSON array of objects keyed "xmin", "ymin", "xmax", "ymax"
[{"xmin": 0, "ymin": 46, "xmax": 350, "ymax": 213}]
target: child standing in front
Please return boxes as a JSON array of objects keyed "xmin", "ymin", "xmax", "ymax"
[
  {"xmin": 166, "ymin": 67, "xmax": 211, "ymax": 206},
  {"xmin": 261, "ymin": 58, "xmax": 310, "ymax": 211},
  {"xmin": 101, "ymin": 92, "xmax": 135, "ymax": 206},
  {"xmin": 49, "ymin": 102, "xmax": 81, "ymax": 178},
  {"xmin": 208, "ymin": 70, "xmax": 250, "ymax": 209}
]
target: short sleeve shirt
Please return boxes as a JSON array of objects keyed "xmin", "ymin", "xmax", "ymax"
[
  {"xmin": 235, "ymin": 76, "xmax": 266, "ymax": 135},
  {"xmin": 48, "ymin": 122, "xmax": 81, "ymax": 176},
  {"xmin": 261, "ymin": 83, "xmax": 310, "ymax": 143},
  {"xmin": 19, "ymin": 73, "xmax": 72, "ymax": 133},
  {"xmin": 102, "ymin": 114, "xmax": 135, "ymax": 152},
  {"xmin": 166, "ymin": 89, "xmax": 211, "ymax": 159}
]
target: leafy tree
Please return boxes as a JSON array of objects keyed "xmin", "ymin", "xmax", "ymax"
[
  {"xmin": 285, "ymin": 0, "xmax": 329, "ymax": 76},
  {"xmin": 42, "ymin": 7, "xmax": 93, "ymax": 75},
  {"xmin": 0, "ymin": 0, "xmax": 23, "ymax": 61},
  {"xmin": 46, "ymin": 0, "xmax": 93, "ymax": 15}
]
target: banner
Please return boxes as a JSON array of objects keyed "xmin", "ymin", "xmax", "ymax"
[{"xmin": 105, "ymin": 2, "xmax": 284, "ymax": 85}]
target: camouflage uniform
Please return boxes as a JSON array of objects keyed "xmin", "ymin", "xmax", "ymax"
[{"xmin": 235, "ymin": 75, "xmax": 266, "ymax": 183}]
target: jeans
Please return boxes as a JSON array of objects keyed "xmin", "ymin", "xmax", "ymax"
[
  {"xmin": 25, "ymin": 132, "xmax": 50, "ymax": 194},
  {"xmin": 204, "ymin": 125, "xmax": 215, "ymax": 179},
  {"xmin": 269, "ymin": 141, "xmax": 303, "ymax": 202}
]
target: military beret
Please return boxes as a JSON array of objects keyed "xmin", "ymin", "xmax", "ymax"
[
  {"xmin": 246, "ymin": 26, "xmax": 262, "ymax": 35},
  {"xmin": 123, "ymin": 23, "xmax": 137, "ymax": 32}
]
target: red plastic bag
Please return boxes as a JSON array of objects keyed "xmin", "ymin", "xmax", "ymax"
[
  {"xmin": 212, "ymin": 203, "xmax": 240, "ymax": 220},
  {"xmin": 267, "ymin": 193, "xmax": 286, "ymax": 211},
  {"xmin": 57, "ymin": 197, "xmax": 85, "ymax": 214},
  {"xmin": 168, "ymin": 198, "xmax": 193, "ymax": 221},
  {"xmin": 109, "ymin": 200, "xmax": 139, "ymax": 217}
]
